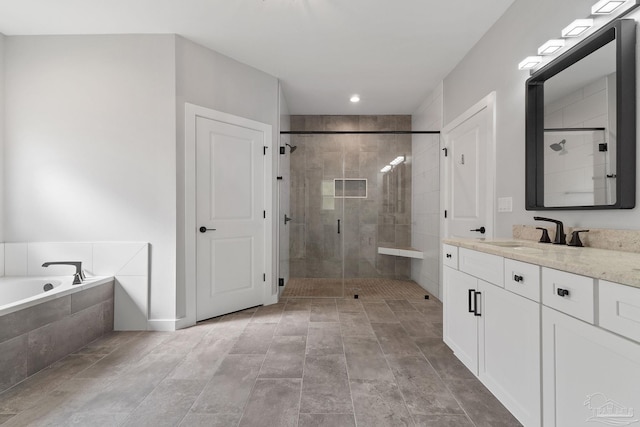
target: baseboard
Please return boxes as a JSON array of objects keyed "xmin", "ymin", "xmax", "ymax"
[
  {"xmin": 265, "ymin": 293, "xmax": 279, "ymax": 305},
  {"xmin": 147, "ymin": 319, "xmax": 178, "ymax": 331}
]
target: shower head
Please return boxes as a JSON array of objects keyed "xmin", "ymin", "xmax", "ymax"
[
  {"xmin": 549, "ymin": 139, "xmax": 566, "ymax": 152},
  {"xmin": 286, "ymin": 143, "xmax": 297, "ymax": 153}
]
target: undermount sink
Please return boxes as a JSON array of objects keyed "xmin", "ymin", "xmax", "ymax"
[
  {"xmin": 513, "ymin": 246, "xmax": 544, "ymax": 254},
  {"xmin": 482, "ymin": 241, "xmax": 525, "ymax": 248},
  {"xmin": 481, "ymin": 241, "xmax": 545, "ymax": 254}
]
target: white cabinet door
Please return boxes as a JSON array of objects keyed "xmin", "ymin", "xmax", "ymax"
[
  {"xmin": 542, "ymin": 306, "xmax": 640, "ymax": 427},
  {"xmin": 479, "ymin": 280, "xmax": 541, "ymax": 427},
  {"xmin": 443, "ymin": 266, "xmax": 478, "ymax": 375}
]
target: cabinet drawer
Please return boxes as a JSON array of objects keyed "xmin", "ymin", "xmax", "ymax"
[
  {"xmin": 443, "ymin": 244, "xmax": 458, "ymax": 269},
  {"xmin": 599, "ymin": 280, "xmax": 640, "ymax": 343},
  {"xmin": 542, "ymin": 268, "xmax": 595, "ymax": 323},
  {"xmin": 504, "ymin": 259, "xmax": 540, "ymax": 302},
  {"xmin": 459, "ymin": 248, "xmax": 504, "ymax": 286}
]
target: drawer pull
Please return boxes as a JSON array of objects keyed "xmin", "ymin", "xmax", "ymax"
[
  {"xmin": 557, "ymin": 288, "xmax": 570, "ymax": 297},
  {"xmin": 514, "ymin": 274, "xmax": 524, "ymax": 283},
  {"xmin": 446, "ymin": 253, "xmax": 452, "ymax": 259},
  {"xmin": 474, "ymin": 291, "xmax": 482, "ymax": 316}
]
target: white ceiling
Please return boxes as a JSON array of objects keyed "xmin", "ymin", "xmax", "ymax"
[{"xmin": 0, "ymin": 0, "xmax": 516, "ymax": 115}]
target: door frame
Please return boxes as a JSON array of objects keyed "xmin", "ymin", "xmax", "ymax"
[
  {"xmin": 441, "ymin": 91, "xmax": 497, "ymax": 240},
  {"xmin": 182, "ymin": 103, "xmax": 273, "ymax": 328}
]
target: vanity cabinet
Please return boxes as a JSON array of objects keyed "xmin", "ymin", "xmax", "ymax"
[
  {"xmin": 542, "ymin": 306, "xmax": 640, "ymax": 427},
  {"xmin": 443, "ymin": 249, "xmax": 541, "ymax": 427},
  {"xmin": 541, "ymin": 271, "xmax": 640, "ymax": 427},
  {"xmin": 444, "ymin": 241, "xmax": 640, "ymax": 427}
]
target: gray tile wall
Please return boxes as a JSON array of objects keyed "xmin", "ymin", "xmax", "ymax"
[
  {"xmin": 289, "ymin": 115, "xmax": 412, "ymax": 279},
  {"xmin": 0, "ymin": 280, "xmax": 114, "ymax": 393}
]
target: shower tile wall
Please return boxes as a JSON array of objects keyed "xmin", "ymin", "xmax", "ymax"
[{"xmin": 289, "ymin": 115, "xmax": 412, "ymax": 280}]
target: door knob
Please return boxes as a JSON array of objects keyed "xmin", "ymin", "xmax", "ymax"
[
  {"xmin": 199, "ymin": 226, "xmax": 216, "ymax": 233},
  {"xmin": 470, "ymin": 227, "xmax": 486, "ymax": 234}
]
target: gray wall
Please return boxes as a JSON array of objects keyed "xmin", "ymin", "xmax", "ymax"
[
  {"xmin": 3, "ymin": 35, "xmax": 177, "ymax": 322},
  {"xmin": 443, "ymin": 0, "xmax": 640, "ymax": 236},
  {"xmin": 411, "ymin": 83, "xmax": 443, "ymax": 297},
  {"xmin": 2, "ymin": 34, "xmax": 281, "ymax": 326},
  {"xmin": 0, "ymin": 33, "xmax": 4, "ymax": 242},
  {"xmin": 174, "ymin": 36, "xmax": 280, "ymax": 318},
  {"xmin": 289, "ymin": 115, "xmax": 412, "ymax": 280}
]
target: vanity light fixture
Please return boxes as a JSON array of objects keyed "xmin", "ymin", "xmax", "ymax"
[
  {"xmin": 390, "ymin": 156, "xmax": 405, "ymax": 166},
  {"xmin": 538, "ymin": 39, "xmax": 565, "ymax": 55},
  {"xmin": 380, "ymin": 165, "xmax": 392, "ymax": 173},
  {"xmin": 561, "ymin": 19, "xmax": 594, "ymax": 37},
  {"xmin": 350, "ymin": 95, "xmax": 360, "ymax": 103},
  {"xmin": 518, "ymin": 56, "xmax": 542, "ymax": 70},
  {"xmin": 591, "ymin": 0, "xmax": 626, "ymax": 14}
]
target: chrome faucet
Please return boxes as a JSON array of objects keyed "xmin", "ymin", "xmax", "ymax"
[
  {"xmin": 41, "ymin": 261, "xmax": 85, "ymax": 285},
  {"xmin": 533, "ymin": 217, "xmax": 566, "ymax": 245}
]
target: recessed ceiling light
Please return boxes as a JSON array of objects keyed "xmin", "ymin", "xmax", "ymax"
[
  {"xmin": 538, "ymin": 39, "xmax": 565, "ymax": 55},
  {"xmin": 591, "ymin": 0, "xmax": 625, "ymax": 14},
  {"xmin": 561, "ymin": 19, "xmax": 594, "ymax": 37},
  {"xmin": 518, "ymin": 56, "xmax": 542, "ymax": 70},
  {"xmin": 350, "ymin": 95, "xmax": 360, "ymax": 103},
  {"xmin": 380, "ymin": 165, "xmax": 392, "ymax": 173}
]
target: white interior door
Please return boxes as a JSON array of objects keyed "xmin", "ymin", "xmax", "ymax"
[
  {"xmin": 443, "ymin": 93, "xmax": 495, "ymax": 239},
  {"xmin": 196, "ymin": 116, "xmax": 266, "ymax": 321}
]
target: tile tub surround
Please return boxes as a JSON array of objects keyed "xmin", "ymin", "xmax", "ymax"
[
  {"xmin": 514, "ymin": 224, "xmax": 640, "ymax": 254},
  {"xmin": 0, "ymin": 279, "xmax": 114, "ymax": 394},
  {"xmin": 0, "ymin": 293, "xmax": 520, "ymax": 427},
  {"xmin": 1, "ymin": 242, "xmax": 149, "ymax": 331},
  {"xmin": 443, "ymin": 237, "xmax": 640, "ymax": 289}
]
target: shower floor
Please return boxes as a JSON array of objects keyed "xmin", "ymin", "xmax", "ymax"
[{"xmin": 281, "ymin": 277, "xmax": 430, "ymax": 300}]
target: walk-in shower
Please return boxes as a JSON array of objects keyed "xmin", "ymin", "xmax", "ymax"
[{"xmin": 277, "ymin": 115, "xmax": 440, "ymax": 298}]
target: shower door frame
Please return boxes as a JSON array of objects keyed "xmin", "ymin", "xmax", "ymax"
[{"xmin": 279, "ymin": 129, "xmax": 440, "ymax": 299}]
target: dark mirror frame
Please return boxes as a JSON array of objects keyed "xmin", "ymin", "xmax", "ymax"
[{"xmin": 525, "ymin": 19, "xmax": 636, "ymax": 210}]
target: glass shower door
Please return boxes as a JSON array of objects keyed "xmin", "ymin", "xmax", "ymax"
[{"xmin": 287, "ymin": 134, "xmax": 345, "ymax": 298}]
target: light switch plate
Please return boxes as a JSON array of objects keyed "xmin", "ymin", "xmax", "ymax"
[{"xmin": 498, "ymin": 197, "xmax": 513, "ymax": 212}]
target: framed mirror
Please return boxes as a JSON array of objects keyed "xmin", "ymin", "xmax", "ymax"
[{"xmin": 526, "ymin": 19, "xmax": 636, "ymax": 210}]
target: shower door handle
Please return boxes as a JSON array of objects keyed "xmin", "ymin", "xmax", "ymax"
[{"xmin": 337, "ymin": 219, "xmax": 341, "ymax": 234}]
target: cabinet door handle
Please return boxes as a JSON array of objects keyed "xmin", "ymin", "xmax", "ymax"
[
  {"xmin": 468, "ymin": 289, "xmax": 475, "ymax": 313},
  {"xmin": 337, "ymin": 219, "xmax": 341, "ymax": 234},
  {"xmin": 513, "ymin": 274, "xmax": 524, "ymax": 283},
  {"xmin": 474, "ymin": 291, "xmax": 482, "ymax": 316},
  {"xmin": 557, "ymin": 288, "xmax": 570, "ymax": 297},
  {"xmin": 446, "ymin": 253, "xmax": 452, "ymax": 259}
]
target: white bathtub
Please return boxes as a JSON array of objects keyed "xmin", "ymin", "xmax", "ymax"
[{"xmin": 0, "ymin": 275, "xmax": 114, "ymax": 317}]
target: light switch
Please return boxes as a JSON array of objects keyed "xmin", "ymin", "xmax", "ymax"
[{"xmin": 498, "ymin": 197, "xmax": 513, "ymax": 212}]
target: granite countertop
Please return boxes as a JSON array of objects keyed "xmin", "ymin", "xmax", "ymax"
[{"xmin": 443, "ymin": 237, "xmax": 640, "ymax": 289}]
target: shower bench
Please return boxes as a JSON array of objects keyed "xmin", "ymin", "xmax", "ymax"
[{"xmin": 377, "ymin": 246, "xmax": 424, "ymax": 259}]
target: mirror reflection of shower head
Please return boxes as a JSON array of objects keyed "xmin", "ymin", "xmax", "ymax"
[
  {"xmin": 550, "ymin": 139, "xmax": 566, "ymax": 152},
  {"xmin": 286, "ymin": 143, "xmax": 297, "ymax": 153}
]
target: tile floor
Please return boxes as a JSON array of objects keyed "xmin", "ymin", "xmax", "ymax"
[{"xmin": 0, "ymin": 295, "xmax": 521, "ymax": 426}]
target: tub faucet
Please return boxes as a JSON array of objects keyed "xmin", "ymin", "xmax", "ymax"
[
  {"xmin": 533, "ymin": 217, "xmax": 566, "ymax": 245},
  {"xmin": 41, "ymin": 261, "xmax": 85, "ymax": 285}
]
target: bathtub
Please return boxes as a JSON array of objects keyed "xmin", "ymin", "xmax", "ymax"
[{"xmin": 0, "ymin": 275, "xmax": 115, "ymax": 393}]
